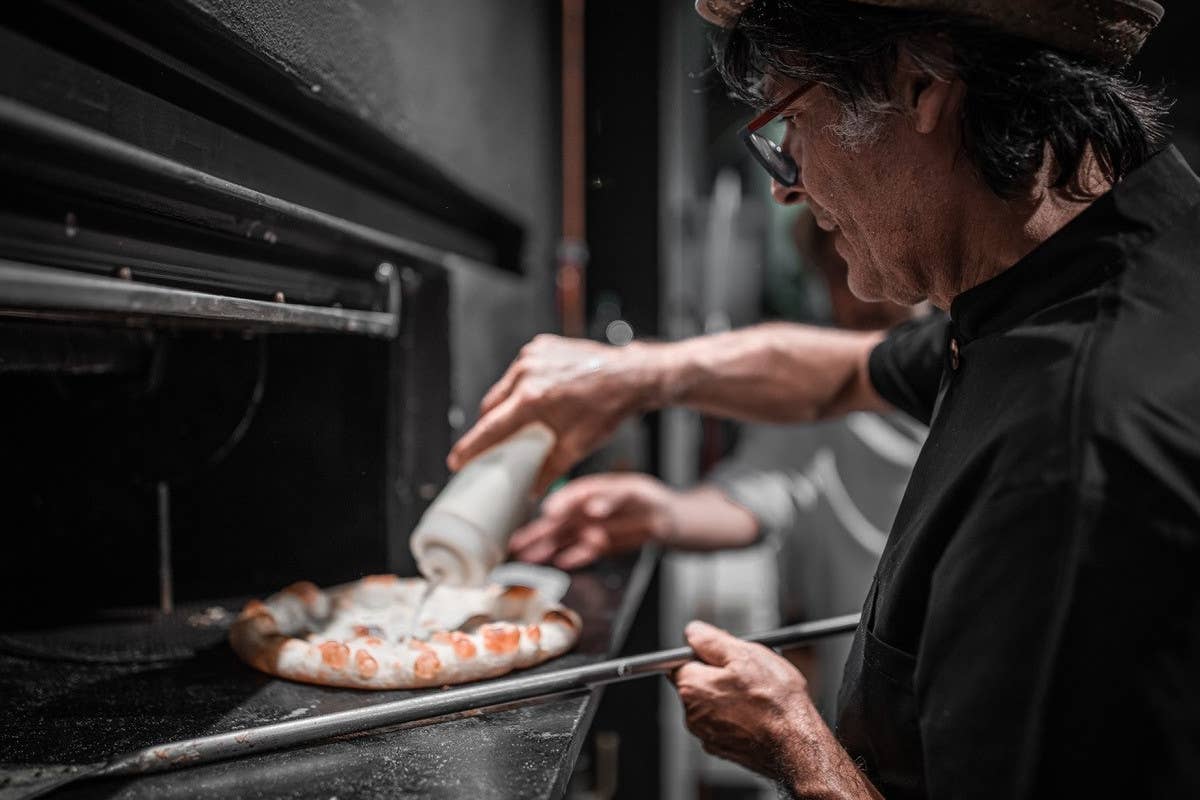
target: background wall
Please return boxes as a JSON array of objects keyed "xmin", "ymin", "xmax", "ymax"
[
  {"xmin": 182, "ymin": 0, "xmax": 561, "ymax": 420},
  {"xmin": 1138, "ymin": 3, "xmax": 1200, "ymax": 168}
]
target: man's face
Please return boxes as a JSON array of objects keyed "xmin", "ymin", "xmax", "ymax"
[{"xmin": 769, "ymin": 80, "xmax": 949, "ymax": 306}]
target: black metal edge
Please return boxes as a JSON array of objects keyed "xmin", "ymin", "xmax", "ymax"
[
  {"xmin": 0, "ymin": 94, "xmax": 503, "ymax": 316},
  {"xmin": 0, "ymin": 259, "xmax": 401, "ymax": 338},
  {"xmin": 607, "ymin": 546, "xmax": 663, "ymax": 657},
  {"xmin": 548, "ymin": 548, "xmax": 662, "ymax": 797},
  {"xmin": 549, "ymin": 687, "xmax": 607, "ymax": 799},
  {"xmin": 0, "ymin": 96, "xmax": 491, "ymax": 275},
  {"xmin": 0, "ymin": 0, "xmax": 526, "ymax": 274}
]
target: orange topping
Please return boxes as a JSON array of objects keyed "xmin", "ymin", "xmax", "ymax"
[
  {"xmin": 414, "ymin": 650, "xmax": 442, "ymax": 680},
  {"xmin": 319, "ymin": 641, "xmax": 349, "ymax": 670},
  {"xmin": 241, "ymin": 599, "xmax": 270, "ymax": 619},
  {"xmin": 408, "ymin": 639, "xmax": 435, "ymax": 653},
  {"xmin": 355, "ymin": 649, "xmax": 379, "ymax": 678},
  {"xmin": 283, "ymin": 581, "xmax": 321, "ymax": 606},
  {"xmin": 525, "ymin": 625, "xmax": 542, "ymax": 645},
  {"xmin": 501, "ymin": 585, "xmax": 536, "ymax": 601},
  {"xmin": 362, "ymin": 574, "xmax": 398, "ymax": 585},
  {"xmin": 363, "ymin": 637, "xmax": 384, "ymax": 647},
  {"xmin": 433, "ymin": 631, "xmax": 477, "ymax": 659},
  {"xmin": 452, "ymin": 632, "xmax": 478, "ymax": 659},
  {"xmin": 481, "ymin": 623, "xmax": 521, "ymax": 654},
  {"xmin": 352, "ymin": 625, "xmax": 385, "ymax": 640}
]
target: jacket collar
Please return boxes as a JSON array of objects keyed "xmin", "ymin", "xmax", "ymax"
[{"xmin": 949, "ymin": 145, "xmax": 1200, "ymax": 343}]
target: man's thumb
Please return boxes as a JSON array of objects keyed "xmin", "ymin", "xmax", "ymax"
[{"xmin": 684, "ymin": 620, "xmax": 739, "ymax": 667}]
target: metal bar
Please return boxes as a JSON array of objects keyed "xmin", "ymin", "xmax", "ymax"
[
  {"xmin": 0, "ymin": 95, "xmax": 501, "ymax": 276},
  {"xmin": 96, "ymin": 613, "xmax": 860, "ymax": 778},
  {"xmin": 156, "ymin": 481, "xmax": 173, "ymax": 615},
  {"xmin": 0, "ymin": 260, "xmax": 400, "ymax": 338}
]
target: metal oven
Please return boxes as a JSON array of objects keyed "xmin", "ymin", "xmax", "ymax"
[
  {"xmin": 0, "ymin": 1, "xmax": 554, "ymax": 795},
  {"xmin": 0, "ymin": 4, "xmax": 666, "ymax": 798}
]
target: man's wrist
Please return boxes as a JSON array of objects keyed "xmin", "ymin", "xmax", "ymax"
[
  {"xmin": 627, "ymin": 339, "xmax": 691, "ymax": 412},
  {"xmin": 773, "ymin": 695, "xmax": 818, "ymax": 783},
  {"xmin": 652, "ymin": 488, "xmax": 688, "ymax": 547},
  {"xmin": 773, "ymin": 694, "xmax": 877, "ymax": 800}
]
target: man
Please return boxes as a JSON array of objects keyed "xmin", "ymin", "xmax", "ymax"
[
  {"xmin": 450, "ymin": 0, "xmax": 1200, "ymax": 796},
  {"xmin": 509, "ymin": 210, "xmax": 924, "ymax": 721}
]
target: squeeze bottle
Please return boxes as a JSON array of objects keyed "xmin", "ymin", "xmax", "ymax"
[{"xmin": 410, "ymin": 422, "xmax": 556, "ymax": 586}]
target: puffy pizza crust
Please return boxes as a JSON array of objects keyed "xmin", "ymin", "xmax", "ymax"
[{"xmin": 229, "ymin": 575, "xmax": 582, "ymax": 689}]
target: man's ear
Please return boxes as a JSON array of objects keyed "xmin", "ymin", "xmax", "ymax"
[{"xmin": 897, "ymin": 49, "xmax": 963, "ymax": 135}]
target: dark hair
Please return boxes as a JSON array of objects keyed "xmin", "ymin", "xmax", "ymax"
[{"xmin": 715, "ymin": 0, "xmax": 1170, "ymax": 198}]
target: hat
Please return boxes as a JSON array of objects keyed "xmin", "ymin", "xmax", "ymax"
[{"xmin": 694, "ymin": 0, "xmax": 1165, "ymax": 65}]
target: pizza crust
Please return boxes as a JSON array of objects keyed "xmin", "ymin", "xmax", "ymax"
[{"xmin": 229, "ymin": 575, "xmax": 582, "ymax": 689}]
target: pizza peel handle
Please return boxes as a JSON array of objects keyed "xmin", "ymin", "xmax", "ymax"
[{"xmin": 8, "ymin": 613, "xmax": 860, "ymax": 799}]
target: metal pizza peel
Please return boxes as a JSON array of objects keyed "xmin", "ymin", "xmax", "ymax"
[{"xmin": 0, "ymin": 613, "xmax": 860, "ymax": 799}]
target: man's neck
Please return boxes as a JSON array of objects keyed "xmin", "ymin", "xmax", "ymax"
[{"xmin": 927, "ymin": 155, "xmax": 1110, "ymax": 310}]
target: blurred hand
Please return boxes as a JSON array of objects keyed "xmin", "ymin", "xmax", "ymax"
[
  {"xmin": 447, "ymin": 334, "xmax": 666, "ymax": 493},
  {"xmin": 508, "ymin": 473, "xmax": 679, "ymax": 570},
  {"xmin": 672, "ymin": 620, "xmax": 812, "ymax": 780}
]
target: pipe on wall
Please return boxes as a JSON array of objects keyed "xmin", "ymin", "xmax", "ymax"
[{"xmin": 558, "ymin": 0, "xmax": 587, "ymax": 337}]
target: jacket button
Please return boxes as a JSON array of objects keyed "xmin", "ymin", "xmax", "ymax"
[{"xmin": 949, "ymin": 338, "xmax": 961, "ymax": 370}]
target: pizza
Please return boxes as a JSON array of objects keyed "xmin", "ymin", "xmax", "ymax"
[{"xmin": 229, "ymin": 575, "xmax": 582, "ymax": 689}]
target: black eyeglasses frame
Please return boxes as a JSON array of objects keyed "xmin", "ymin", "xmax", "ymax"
[{"xmin": 738, "ymin": 82, "xmax": 817, "ymax": 187}]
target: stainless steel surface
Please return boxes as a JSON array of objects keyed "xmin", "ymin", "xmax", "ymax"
[
  {"xmin": 0, "ymin": 260, "xmax": 401, "ymax": 338},
  {"xmin": 93, "ymin": 613, "xmax": 861, "ymax": 778}
]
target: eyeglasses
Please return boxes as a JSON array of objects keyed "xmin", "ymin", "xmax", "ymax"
[{"xmin": 739, "ymin": 82, "xmax": 816, "ymax": 187}]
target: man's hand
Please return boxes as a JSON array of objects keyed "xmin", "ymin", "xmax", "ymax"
[
  {"xmin": 672, "ymin": 621, "xmax": 882, "ymax": 799},
  {"xmin": 509, "ymin": 473, "xmax": 680, "ymax": 569},
  {"xmin": 510, "ymin": 474, "xmax": 761, "ymax": 569},
  {"xmin": 447, "ymin": 335, "xmax": 667, "ymax": 494},
  {"xmin": 673, "ymin": 620, "xmax": 813, "ymax": 779}
]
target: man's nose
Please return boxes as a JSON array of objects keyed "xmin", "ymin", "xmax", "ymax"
[{"xmin": 770, "ymin": 178, "xmax": 807, "ymax": 206}]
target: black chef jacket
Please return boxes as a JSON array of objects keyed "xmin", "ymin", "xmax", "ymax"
[{"xmin": 835, "ymin": 145, "xmax": 1200, "ymax": 799}]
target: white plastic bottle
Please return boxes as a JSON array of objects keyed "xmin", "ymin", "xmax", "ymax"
[{"xmin": 410, "ymin": 422, "xmax": 556, "ymax": 587}]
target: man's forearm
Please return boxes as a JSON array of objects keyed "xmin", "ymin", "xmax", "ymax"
[
  {"xmin": 660, "ymin": 486, "xmax": 760, "ymax": 550},
  {"xmin": 777, "ymin": 696, "xmax": 885, "ymax": 800},
  {"xmin": 449, "ymin": 324, "xmax": 889, "ymax": 485},
  {"xmin": 640, "ymin": 323, "xmax": 888, "ymax": 424}
]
